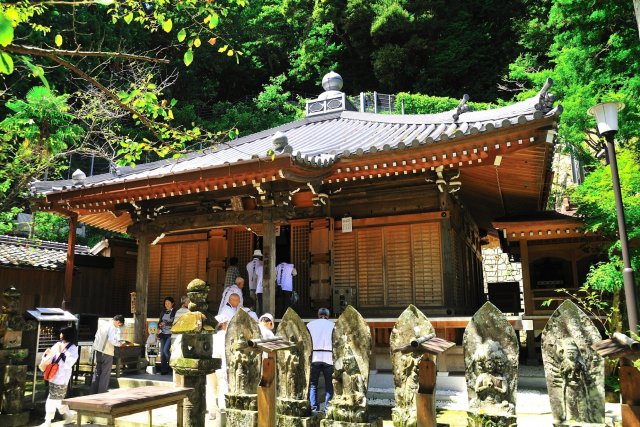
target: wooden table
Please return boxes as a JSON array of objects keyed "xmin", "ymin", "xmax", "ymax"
[{"xmin": 62, "ymin": 386, "xmax": 192, "ymax": 427}]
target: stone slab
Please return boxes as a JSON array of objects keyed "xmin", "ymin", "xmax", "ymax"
[
  {"xmin": 277, "ymin": 414, "xmax": 320, "ymax": 427},
  {"xmin": 225, "ymin": 408, "xmax": 258, "ymax": 427}
]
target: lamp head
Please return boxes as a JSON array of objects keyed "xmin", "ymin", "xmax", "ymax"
[{"xmin": 587, "ymin": 102, "xmax": 624, "ymax": 137}]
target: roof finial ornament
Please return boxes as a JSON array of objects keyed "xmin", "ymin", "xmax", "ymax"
[
  {"xmin": 71, "ymin": 169, "xmax": 86, "ymax": 185},
  {"xmin": 452, "ymin": 94, "xmax": 470, "ymax": 122},
  {"xmin": 536, "ymin": 78, "xmax": 555, "ymax": 111},
  {"xmin": 272, "ymin": 131, "xmax": 289, "ymax": 153},
  {"xmin": 322, "ymin": 71, "xmax": 343, "ymax": 92}
]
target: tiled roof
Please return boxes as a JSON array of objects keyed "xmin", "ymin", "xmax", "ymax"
[
  {"xmin": 0, "ymin": 235, "xmax": 91, "ymax": 270},
  {"xmin": 32, "ymin": 80, "xmax": 560, "ymax": 196}
]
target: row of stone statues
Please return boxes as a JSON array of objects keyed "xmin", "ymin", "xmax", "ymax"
[{"xmin": 194, "ymin": 291, "xmax": 605, "ymax": 427}]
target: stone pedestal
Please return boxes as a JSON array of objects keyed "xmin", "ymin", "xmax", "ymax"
[
  {"xmin": 466, "ymin": 411, "xmax": 516, "ymax": 427},
  {"xmin": 225, "ymin": 393, "xmax": 258, "ymax": 427},
  {"xmin": 276, "ymin": 398, "xmax": 319, "ymax": 427}
]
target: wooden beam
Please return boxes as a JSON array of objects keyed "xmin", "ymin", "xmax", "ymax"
[
  {"xmin": 63, "ymin": 212, "xmax": 78, "ymax": 311},
  {"xmin": 134, "ymin": 231, "xmax": 151, "ymax": 345},
  {"xmin": 128, "ymin": 206, "xmax": 323, "ymax": 236}
]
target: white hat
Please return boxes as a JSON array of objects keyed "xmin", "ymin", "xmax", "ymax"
[
  {"xmin": 253, "ymin": 249, "xmax": 263, "ymax": 257},
  {"xmin": 215, "ymin": 314, "xmax": 229, "ymax": 324},
  {"xmin": 259, "ymin": 313, "xmax": 274, "ymax": 323}
]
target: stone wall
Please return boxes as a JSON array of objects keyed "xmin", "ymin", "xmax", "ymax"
[{"xmin": 481, "ymin": 247, "xmax": 523, "ymax": 310}]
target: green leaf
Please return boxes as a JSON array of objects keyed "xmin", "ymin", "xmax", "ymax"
[
  {"xmin": 94, "ymin": 0, "xmax": 115, "ymax": 5},
  {"xmin": 218, "ymin": 44, "xmax": 228, "ymax": 53},
  {"xmin": 54, "ymin": 34, "xmax": 63, "ymax": 47},
  {"xmin": 124, "ymin": 12, "xmax": 134, "ymax": 24},
  {"xmin": 193, "ymin": 38, "xmax": 201, "ymax": 48},
  {"xmin": 162, "ymin": 18, "xmax": 173, "ymax": 33},
  {"xmin": 0, "ymin": 52, "xmax": 13, "ymax": 74},
  {"xmin": 0, "ymin": 12, "xmax": 14, "ymax": 47},
  {"xmin": 183, "ymin": 49, "xmax": 193, "ymax": 66},
  {"xmin": 177, "ymin": 28, "xmax": 187, "ymax": 42}
]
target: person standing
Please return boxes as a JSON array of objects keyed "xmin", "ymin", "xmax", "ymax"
[
  {"xmin": 174, "ymin": 295, "xmax": 190, "ymax": 323},
  {"xmin": 158, "ymin": 297, "xmax": 177, "ymax": 375},
  {"xmin": 224, "ymin": 257, "xmax": 241, "ymax": 288},
  {"xmin": 90, "ymin": 315, "xmax": 124, "ymax": 394},
  {"xmin": 246, "ymin": 249, "xmax": 264, "ymax": 314},
  {"xmin": 40, "ymin": 326, "xmax": 79, "ymax": 427},
  {"xmin": 307, "ymin": 308, "xmax": 334, "ymax": 413},
  {"xmin": 218, "ymin": 277, "xmax": 244, "ymax": 315},
  {"xmin": 275, "ymin": 260, "xmax": 297, "ymax": 318}
]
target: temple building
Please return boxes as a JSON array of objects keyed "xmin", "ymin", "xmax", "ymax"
[{"xmin": 32, "ymin": 72, "xmax": 600, "ymax": 362}]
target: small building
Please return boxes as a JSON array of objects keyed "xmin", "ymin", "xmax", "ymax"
[
  {"xmin": 0, "ymin": 235, "xmax": 136, "ymax": 315},
  {"xmin": 33, "ymin": 73, "xmax": 575, "ymax": 350}
]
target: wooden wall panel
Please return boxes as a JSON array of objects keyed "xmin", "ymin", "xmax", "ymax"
[
  {"xmin": 412, "ymin": 223, "xmax": 443, "ymax": 305},
  {"xmin": 291, "ymin": 222, "xmax": 311, "ymax": 311},
  {"xmin": 333, "ymin": 232, "xmax": 356, "ymax": 288},
  {"xmin": 229, "ymin": 228, "xmax": 253, "ymax": 284},
  {"xmin": 384, "ymin": 225, "xmax": 413, "ymax": 306},
  {"xmin": 357, "ymin": 229, "xmax": 384, "ymax": 307}
]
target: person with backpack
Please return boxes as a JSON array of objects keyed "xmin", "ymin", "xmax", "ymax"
[{"xmin": 39, "ymin": 326, "xmax": 79, "ymax": 426}]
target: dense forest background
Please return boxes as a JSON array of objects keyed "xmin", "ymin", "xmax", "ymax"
[{"xmin": 0, "ymin": 0, "xmax": 638, "ymax": 263}]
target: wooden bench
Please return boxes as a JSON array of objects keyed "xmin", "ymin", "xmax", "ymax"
[{"xmin": 62, "ymin": 385, "xmax": 192, "ymax": 427}]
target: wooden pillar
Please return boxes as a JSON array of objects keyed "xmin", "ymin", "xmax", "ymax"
[
  {"xmin": 134, "ymin": 232, "xmax": 150, "ymax": 345},
  {"xmin": 263, "ymin": 220, "xmax": 276, "ymax": 316},
  {"xmin": 62, "ymin": 212, "xmax": 78, "ymax": 311},
  {"xmin": 620, "ymin": 364, "xmax": 640, "ymax": 427},
  {"xmin": 520, "ymin": 239, "xmax": 538, "ymax": 364},
  {"xmin": 416, "ymin": 357, "xmax": 437, "ymax": 427},
  {"xmin": 520, "ymin": 239, "xmax": 532, "ymax": 315},
  {"xmin": 257, "ymin": 354, "xmax": 276, "ymax": 427}
]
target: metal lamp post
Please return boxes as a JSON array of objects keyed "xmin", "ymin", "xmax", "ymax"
[{"xmin": 588, "ymin": 101, "xmax": 638, "ymax": 335}]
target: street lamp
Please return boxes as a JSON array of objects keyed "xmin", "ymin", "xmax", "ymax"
[{"xmin": 587, "ymin": 102, "xmax": 638, "ymax": 335}]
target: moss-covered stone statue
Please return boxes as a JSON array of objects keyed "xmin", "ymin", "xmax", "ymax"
[
  {"xmin": 321, "ymin": 305, "xmax": 381, "ymax": 427},
  {"xmin": 463, "ymin": 302, "xmax": 518, "ymax": 427},
  {"xmin": 542, "ymin": 300, "xmax": 604, "ymax": 426},
  {"xmin": 0, "ymin": 286, "xmax": 29, "ymax": 427},
  {"xmin": 225, "ymin": 308, "xmax": 262, "ymax": 427},
  {"xmin": 275, "ymin": 308, "xmax": 318, "ymax": 427}
]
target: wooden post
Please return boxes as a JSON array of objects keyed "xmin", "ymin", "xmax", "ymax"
[
  {"xmin": 63, "ymin": 212, "xmax": 78, "ymax": 311},
  {"xmin": 620, "ymin": 364, "xmax": 640, "ymax": 427},
  {"xmin": 257, "ymin": 353, "xmax": 276, "ymax": 427},
  {"xmin": 134, "ymin": 232, "xmax": 150, "ymax": 345},
  {"xmin": 416, "ymin": 357, "xmax": 437, "ymax": 427},
  {"xmin": 263, "ymin": 220, "xmax": 276, "ymax": 316}
]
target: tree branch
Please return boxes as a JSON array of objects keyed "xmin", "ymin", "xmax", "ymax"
[
  {"xmin": 1, "ymin": 44, "xmax": 170, "ymax": 64},
  {"xmin": 47, "ymin": 53, "xmax": 164, "ymax": 141}
]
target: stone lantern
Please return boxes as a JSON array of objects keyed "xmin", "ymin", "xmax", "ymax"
[
  {"xmin": 170, "ymin": 278, "xmax": 220, "ymax": 427},
  {"xmin": 0, "ymin": 286, "xmax": 29, "ymax": 427}
]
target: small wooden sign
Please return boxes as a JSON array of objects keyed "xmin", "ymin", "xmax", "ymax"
[{"xmin": 342, "ymin": 216, "xmax": 353, "ymax": 233}]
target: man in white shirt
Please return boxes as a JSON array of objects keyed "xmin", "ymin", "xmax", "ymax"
[
  {"xmin": 307, "ymin": 308, "xmax": 334, "ymax": 412},
  {"xmin": 275, "ymin": 261, "xmax": 297, "ymax": 318},
  {"xmin": 174, "ymin": 295, "xmax": 190, "ymax": 322},
  {"xmin": 246, "ymin": 249, "xmax": 264, "ymax": 314},
  {"xmin": 90, "ymin": 315, "xmax": 124, "ymax": 394},
  {"xmin": 218, "ymin": 293, "xmax": 241, "ymax": 321}
]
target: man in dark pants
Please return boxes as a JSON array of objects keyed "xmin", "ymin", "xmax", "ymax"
[
  {"xmin": 90, "ymin": 315, "xmax": 124, "ymax": 394},
  {"xmin": 307, "ymin": 308, "xmax": 335, "ymax": 412}
]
